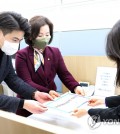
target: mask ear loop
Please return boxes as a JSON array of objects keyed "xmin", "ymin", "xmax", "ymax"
[
  {"xmin": 18, "ymin": 43, "xmax": 20, "ymax": 50},
  {"xmin": 11, "ymin": 43, "xmax": 20, "ymax": 59}
]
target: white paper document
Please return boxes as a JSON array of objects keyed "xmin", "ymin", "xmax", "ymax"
[
  {"xmin": 29, "ymin": 107, "xmax": 82, "ymax": 131},
  {"xmin": 94, "ymin": 67, "xmax": 117, "ymax": 97},
  {"xmin": 28, "ymin": 93, "xmax": 106, "ymax": 133},
  {"xmin": 44, "ymin": 92, "xmax": 89, "ymax": 113}
]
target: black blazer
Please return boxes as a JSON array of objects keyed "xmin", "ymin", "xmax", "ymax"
[
  {"xmin": 88, "ymin": 96, "xmax": 120, "ymax": 122},
  {"xmin": 0, "ymin": 50, "xmax": 36, "ymax": 113}
]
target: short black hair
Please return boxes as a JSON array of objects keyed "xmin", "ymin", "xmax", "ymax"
[
  {"xmin": 25, "ymin": 15, "xmax": 53, "ymax": 46},
  {"xmin": 0, "ymin": 11, "xmax": 30, "ymax": 40}
]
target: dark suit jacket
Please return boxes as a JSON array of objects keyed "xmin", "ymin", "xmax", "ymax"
[
  {"xmin": 88, "ymin": 96, "xmax": 120, "ymax": 122},
  {"xmin": 16, "ymin": 46, "xmax": 79, "ymax": 94},
  {"xmin": 0, "ymin": 49, "xmax": 36, "ymax": 113}
]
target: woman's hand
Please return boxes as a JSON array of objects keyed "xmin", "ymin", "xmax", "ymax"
[
  {"xmin": 72, "ymin": 108, "xmax": 87, "ymax": 118},
  {"xmin": 49, "ymin": 90, "xmax": 60, "ymax": 99},
  {"xmin": 88, "ymin": 98, "xmax": 105, "ymax": 106},
  {"xmin": 74, "ymin": 86, "xmax": 85, "ymax": 96},
  {"xmin": 23, "ymin": 100, "xmax": 48, "ymax": 114}
]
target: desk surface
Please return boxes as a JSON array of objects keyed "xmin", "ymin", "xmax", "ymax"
[
  {"xmin": 0, "ymin": 110, "xmax": 78, "ymax": 134},
  {"xmin": 0, "ymin": 94, "xmax": 118, "ymax": 134},
  {"xmin": 29, "ymin": 107, "xmax": 120, "ymax": 134},
  {"xmin": 0, "ymin": 108, "xmax": 119, "ymax": 134},
  {"xmin": 29, "ymin": 95, "xmax": 119, "ymax": 134}
]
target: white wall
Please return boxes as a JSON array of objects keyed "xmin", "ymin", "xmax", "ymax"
[
  {"xmin": 60, "ymin": 0, "xmax": 120, "ymax": 30},
  {"xmin": 0, "ymin": 0, "xmax": 120, "ymax": 31}
]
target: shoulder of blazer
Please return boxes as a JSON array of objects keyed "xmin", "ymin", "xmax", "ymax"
[
  {"xmin": 46, "ymin": 46, "xmax": 60, "ymax": 54},
  {"xmin": 17, "ymin": 46, "xmax": 33, "ymax": 55}
]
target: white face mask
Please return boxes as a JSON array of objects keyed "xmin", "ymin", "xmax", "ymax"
[{"xmin": 1, "ymin": 40, "xmax": 19, "ymax": 55}]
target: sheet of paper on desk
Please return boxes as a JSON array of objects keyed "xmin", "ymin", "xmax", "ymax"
[
  {"xmin": 29, "ymin": 108, "xmax": 120, "ymax": 134},
  {"xmin": 44, "ymin": 92, "xmax": 89, "ymax": 113},
  {"xmin": 29, "ymin": 108, "xmax": 83, "ymax": 132}
]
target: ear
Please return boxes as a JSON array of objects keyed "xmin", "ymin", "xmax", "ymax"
[
  {"xmin": 0, "ymin": 30, "xmax": 2, "ymax": 36},
  {"xmin": 0, "ymin": 30, "xmax": 4, "ymax": 38},
  {"xmin": 0, "ymin": 30, "xmax": 2, "ymax": 40}
]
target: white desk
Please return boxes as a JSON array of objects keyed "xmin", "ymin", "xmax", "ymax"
[
  {"xmin": 0, "ymin": 106, "xmax": 118, "ymax": 134},
  {"xmin": 29, "ymin": 105, "xmax": 120, "ymax": 134},
  {"xmin": 0, "ymin": 110, "xmax": 79, "ymax": 134},
  {"xmin": 29, "ymin": 94, "xmax": 119, "ymax": 134}
]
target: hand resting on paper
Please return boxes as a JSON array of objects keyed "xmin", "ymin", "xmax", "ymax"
[
  {"xmin": 74, "ymin": 86, "xmax": 85, "ymax": 96},
  {"xmin": 72, "ymin": 98, "xmax": 105, "ymax": 118},
  {"xmin": 72, "ymin": 108, "xmax": 87, "ymax": 118},
  {"xmin": 88, "ymin": 98, "xmax": 105, "ymax": 106},
  {"xmin": 49, "ymin": 90, "xmax": 60, "ymax": 99}
]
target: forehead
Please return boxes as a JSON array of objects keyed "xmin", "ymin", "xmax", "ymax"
[
  {"xmin": 39, "ymin": 25, "xmax": 50, "ymax": 33},
  {"xmin": 5, "ymin": 30, "xmax": 24, "ymax": 40}
]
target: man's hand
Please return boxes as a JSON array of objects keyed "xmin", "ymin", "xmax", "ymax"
[
  {"xmin": 23, "ymin": 100, "xmax": 48, "ymax": 114},
  {"xmin": 34, "ymin": 91, "xmax": 53, "ymax": 103},
  {"xmin": 49, "ymin": 90, "xmax": 60, "ymax": 99},
  {"xmin": 74, "ymin": 86, "xmax": 85, "ymax": 96}
]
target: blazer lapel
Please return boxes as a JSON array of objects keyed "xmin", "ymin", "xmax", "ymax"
[
  {"xmin": 43, "ymin": 47, "xmax": 53, "ymax": 80},
  {"xmin": 28, "ymin": 46, "xmax": 34, "ymax": 67}
]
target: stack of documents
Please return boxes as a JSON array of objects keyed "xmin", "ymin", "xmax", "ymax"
[{"xmin": 44, "ymin": 92, "xmax": 89, "ymax": 113}]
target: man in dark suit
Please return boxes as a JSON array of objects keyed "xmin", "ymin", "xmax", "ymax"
[{"xmin": 0, "ymin": 11, "xmax": 52, "ymax": 114}]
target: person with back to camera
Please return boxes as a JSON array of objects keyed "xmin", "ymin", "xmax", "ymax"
[
  {"xmin": 15, "ymin": 15, "xmax": 85, "ymax": 117},
  {"xmin": 72, "ymin": 19, "xmax": 120, "ymax": 122},
  {"xmin": 0, "ymin": 11, "xmax": 53, "ymax": 115}
]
